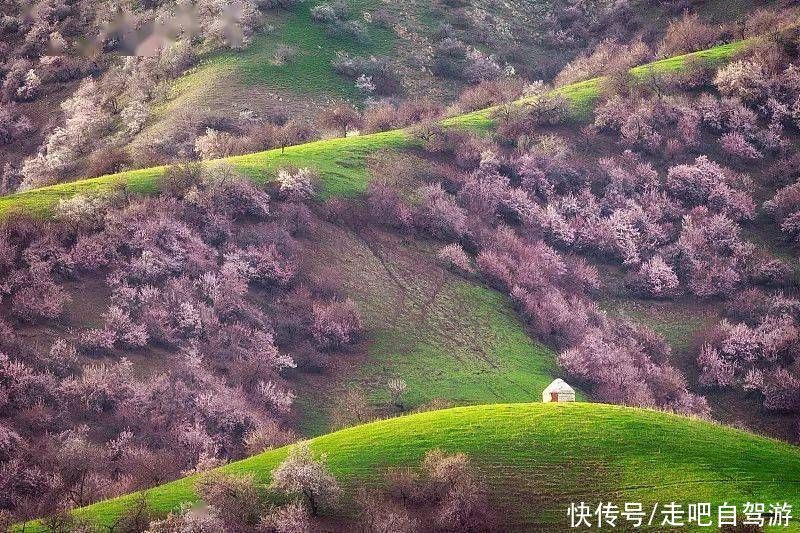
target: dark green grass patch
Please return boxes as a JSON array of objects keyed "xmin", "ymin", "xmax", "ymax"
[{"xmin": 203, "ymin": 2, "xmax": 395, "ymax": 99}]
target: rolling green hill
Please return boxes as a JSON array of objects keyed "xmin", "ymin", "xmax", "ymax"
[
  {"xmin": 17, "ymin": 403, "xmax": 800, "ymax": 531},
  {"xmin": 0, "ymin": 40, "xmax": 745, "ymax": 218}
]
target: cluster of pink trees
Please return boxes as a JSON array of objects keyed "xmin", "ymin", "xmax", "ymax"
[
  {"xmin": 766, "ymin": 180, "xmax": 800, "ymax": 245},
  {"xmin": 594, "ymin": 94, "xmax": 703, "ymax": 156},
  {"xmin": 583, "ymin": 37, "xmax": 800, "ymax": 298},
  {"xmin": 593, "ymin": 83, "xmax": 789, "ymax": 162},
  {"xmin": 418, "ymin": 33, "xmax": 800, "ymax": 424},
  {"xmin": 0, "ymin": 219, "xmax": 73, "ymax": 323},
  {"xmin": 698, "ymin": 289, "xmax": 800, "ymax": 411},
  {"xmin": 0, "ymin": 167, "xmax": 363, "ymax": 522},
  {"xmin": 714, "ymin": 43, "xmax": 800, "ymax": 129},
  {"xmin": 0, "ymin": 0, "xmax": 317, "ymax": 189},
  {"xmin": 580, "ymin": 32, "xmax": 800, "ymax": 423},
  {"xmin": 365, "ymin": 181, "xmax": 413, "ymax": 230},
  {"xmin": 497, "ymin": 144, "xmax": 768, "ymax": 300},
  {"xmin": 394, "ymin": 33, "xmax": 800, "ymax": 413},
  {"xmin": 559, "ymin": 321, "xmax": 709, "ymax": 414},
  {"xmin": 431, "ymin": 36, "xmax": 510, "ymax": 83},
  {"xmin": 404, "ymin": 149, "xmax": 709, "ymax": 415},
  {"xmin": 667, "ymin": 38, "xmax": 800, "ymax": 167},
  {"xmin": 673, "ymin": 207, "xmax": 756, "ymax": 299},
  {"xmin": 311, "ymin": 298, "xmax": 363, "ymax": 350},
  {"xmin": 357, "ymin": 29, "xmax": 800, "ymax": 432},
  {"xmin": 0, "ymin": 103, "xmax": 32, "ymax": 150},
  {"xmin": 417, "ymin": 184, "xmax": 470, "ymax": 240},
  {"xmin": 665, "ymin": 156, "xmax": 755, "ymax": 220}
]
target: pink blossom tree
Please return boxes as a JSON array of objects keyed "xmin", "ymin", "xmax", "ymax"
[
  {"xmin": 437, "ymin": 243, "xmax": 473, "ymax": 274},
  {"xmin": 270, "ymin": 441, "xmax": 342, "ymax": 516},
  {"xmin": 416, "ymin": 184, "xmax": 468, "ymax": 240},
  {"xmin": 632, "ymin": 255, "xmax": 679, "ymax": 298},
  {"xmin": 311, "ymin": 298, "xmax": 363, "ymax": 351}
]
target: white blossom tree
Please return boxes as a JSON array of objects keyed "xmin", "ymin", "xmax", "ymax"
[{"xmin": 270, "ymin": 441, "xmax": 342, "ymax": 516}]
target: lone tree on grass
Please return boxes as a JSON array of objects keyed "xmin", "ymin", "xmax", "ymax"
[
  {"xmin": 387, "ymin": 378, "xmax": 408, "ymax": 411},
  {"xmin": 270, "ymin": 441, "xmax": 342, "ymax": 516},
  {"xmin": 319, "ymin": 103, "xmax": 362, "ymax": 137}
]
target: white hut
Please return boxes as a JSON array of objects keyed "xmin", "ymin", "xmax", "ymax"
[{"xmin": 542, "ymin": 379, "xmax": 575, "ymax": 403}]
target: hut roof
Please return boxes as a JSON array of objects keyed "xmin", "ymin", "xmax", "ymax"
[{"xmin": 543, "ymin": 378, "xmax": 574, "ymax": 395}]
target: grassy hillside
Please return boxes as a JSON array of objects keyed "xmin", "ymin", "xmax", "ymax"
[
  {"xmin": 136, "ymin": 1, "xmax": 397, "ymax": 152},
  {"xmin": 179, "ymin": 3, "xmax": 395, "ymax": 99},
  {"xmin": 18, "ymin": 403, "xmax": 800, "ymax": 531},
  {"xmin": 0, "ymin": 40, "xmax": 746, "ymax": 218},
  {"xmin": 148, "ymin": 0, "xmax": 761, "ymax": 123},
  {"xmin": 292, "ymin": 222, "xmax": 575, "ymax": 434}
]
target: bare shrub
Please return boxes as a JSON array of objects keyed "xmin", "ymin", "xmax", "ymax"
[
  {"xmin": 260, "ymin": 501, "xmax": 311, "ymax": 533},
  {"xmin": 357, "ymin": 489, "xmax": 417, "ymax": 533},
  {"xmin": 318, "ymin": 103, "xmax": 362, "ymax": 137},
  {"xmin": 657, "ymin": 11, "xmax": 725, "ymax": 57},
  {"xmin": 455, "ymin": 78, "xmax": 525, "ymax": 112},
  {"xmin": 160, "ymin": 162, "xmax": 203, "ymax": 197},
  {"xmin": 196, "ymin": 471, "xmax": 263, "ymax": 530},
  {"xmin": 555, "ymin": 39, "xmax": 652, "ymax": 86}
]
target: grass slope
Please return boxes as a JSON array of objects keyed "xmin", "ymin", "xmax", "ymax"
[
  {"xmin": 193, "ymin": 2, "xmax": 394, "ymax": 98},
  {"xmin": 149, "ymin": 0, "xmax": 395, "ymax": 126},
  {"xmin": 293, "ymin": 223, "xmax": 575, "ymax": 435},
  {"xmin": 0, "ymin": 41, "xmax": 746, "ymax": 218},
  {"xmin": 18, "ymin": 403, "xmax": 800, "ymax": 531}
]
